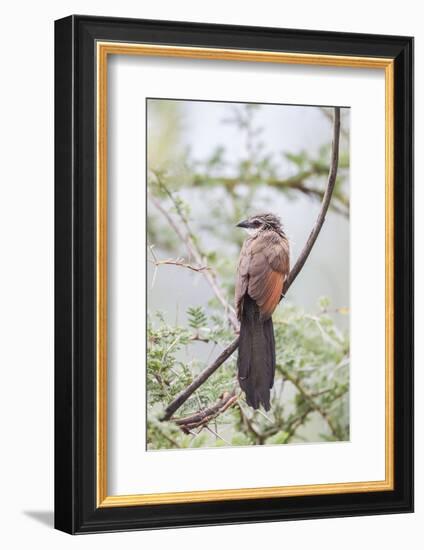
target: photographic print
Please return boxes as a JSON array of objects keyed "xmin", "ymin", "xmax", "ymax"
[
  {"xmin": 146, "ymin": 99, "xmax": 350, "ymax": 450},
  {"xmin": 55, "ymin": 17, "xmax": 413, "ymax": 533}
]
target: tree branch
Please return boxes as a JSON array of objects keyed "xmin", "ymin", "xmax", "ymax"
[
  {"xmin": 173, "ymin": 390, "xmax": 238, "ymax": 433},
  {"xmin": 161, "ymin": 107, "xmax": 341, "ymax": 421},
  {"xmin": 320, "ymin": 106, "xmax": 349, "ymax": 140},
  {"xmin": 149, "ymin": 257, "xmax": 211, "ymax": 273},
  {"xmin": 192, "ymin": 171, "xmax": 349, "ymax": 217},
  {"xmin": 161, "ymin": 338, "xmax": 239, "ymax": 420}
]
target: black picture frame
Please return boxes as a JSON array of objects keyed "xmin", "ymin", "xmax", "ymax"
[{"xmin": 55, "ymin": 14, "xmax": 414, "ymax": 534}]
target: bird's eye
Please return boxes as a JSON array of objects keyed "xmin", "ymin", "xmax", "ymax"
[{"xmin": 253, "ymin": 220, "xmax": 261, "ymax": 227}]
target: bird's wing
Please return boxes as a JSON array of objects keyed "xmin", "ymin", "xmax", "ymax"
[{"xmin": 247, "ymin": 231, "xmax": 290, "ymax": 319}]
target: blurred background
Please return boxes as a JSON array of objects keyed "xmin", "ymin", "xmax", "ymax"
[{"xmin": 146, "ymin": 99, "xmax": 350, "ymax": 450}]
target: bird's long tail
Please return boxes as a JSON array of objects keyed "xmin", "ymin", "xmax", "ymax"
[{"xmin": 237, "ymin": 295, "xmax": 276, "ymax": 411}]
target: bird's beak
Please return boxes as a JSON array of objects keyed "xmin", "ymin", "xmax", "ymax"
[{"xmin": 236, "ymin": 219, "xmax": 250, "ymax": 228}]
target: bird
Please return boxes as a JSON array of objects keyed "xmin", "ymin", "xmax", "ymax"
[{"xmin": 235, "ymin": 213, "xmax": 290, "ymax": 411}]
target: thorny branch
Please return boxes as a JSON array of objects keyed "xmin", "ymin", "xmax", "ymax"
[
  {"xmin": 150, "ymin": 258, "xmax": 210, "ymax": 273},
  {"xmin": 173, "ymin": 390, "xmax": 238, "ymax": 433},
  {"xmin": 158, "ymin": 107, "xmax": 341, "ymax": 427}
]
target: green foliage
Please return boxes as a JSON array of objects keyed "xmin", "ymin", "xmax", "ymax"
[
  {"xmin": 187, "ymin": 306, "xmax": 208, "ymax": 330},
  {"xmin": 147, "ymin": 301, "xmax": 349, "ymax": 450}
]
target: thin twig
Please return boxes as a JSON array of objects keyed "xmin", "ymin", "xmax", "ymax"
[
  {"xmin": 240, "ymin": 397, "xmax": 273, "ymax": 423},
  {"xmin": 161, "ymin": 107, "xmax": 341, "ymax": 421},
  {"xmin": 149, "ymin": 257, "xmax": 211, "ymax": 273},
  {"xmin": 205, "ymin": 425, "xmax": 231, "ymax": 445},
  {"xmin": 149, "ymin": 243, "xmax": 212, "ymax": 274}
]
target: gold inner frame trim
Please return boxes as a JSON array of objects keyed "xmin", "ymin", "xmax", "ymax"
[{"xmin": 96, "ymin": 41, "xmax": 395, "ymax": 508}]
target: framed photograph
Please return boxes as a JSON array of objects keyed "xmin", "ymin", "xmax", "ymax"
[{"xmin": 54, "ymin": 15, "xmax": 413, "ymax": 534}]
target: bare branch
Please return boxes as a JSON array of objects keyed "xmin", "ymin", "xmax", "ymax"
[
  {"xmin": 173, "ymin": 390, "xmax": 237, "ymax": 432},
  {"xmin": 320, "ymin": 106, "xmax": 349, "ymax": 140},
  {"xmin": 161, "ymin": 107, "xmax": 341, "ymax": 421},
  {"xmin": 149, "ymin": 257, "xmax": 211, "ymax": 273},
  {"xmin": 149, "ymin": 243, "xmax": 211, "ymax": 275}
]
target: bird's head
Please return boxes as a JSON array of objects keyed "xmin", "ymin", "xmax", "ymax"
[{"xmin": 236, "ymin": 213, "xmax": 283, "ymax": 235}]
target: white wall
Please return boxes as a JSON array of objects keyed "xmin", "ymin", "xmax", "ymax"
[{"xmin": 0, "ymin": 1, "xmax": 420, "ymax": 547}]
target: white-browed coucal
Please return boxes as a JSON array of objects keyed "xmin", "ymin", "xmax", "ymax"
[{"xmin": 235, "ymin": 213, "xmax": 290, "ymax": 410}]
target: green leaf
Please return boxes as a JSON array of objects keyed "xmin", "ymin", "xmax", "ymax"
[
  {"xmin": 318, "ymin": 296, "xmax": 331, "ymax": 310},
  {"xmin": 187, "ymin": 306, "xmax": 208, "ymax": 329},
  {"xmin": 266, "ymin": 431, "xmax": 290, "ymax": 445},
  {"xmin": 231, "ymin": 433, "xmax": 250, "ymax": 446}
]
